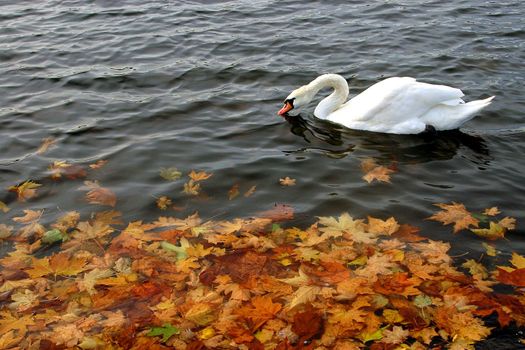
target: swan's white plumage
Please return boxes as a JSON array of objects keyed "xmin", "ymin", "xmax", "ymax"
[{"xmin": 281, "ymin": 74, "xmax": 494, "ymax": 134}]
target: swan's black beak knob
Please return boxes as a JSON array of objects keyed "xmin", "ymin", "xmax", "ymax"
[{"xmin": 278, "ymin": 100, "xmax": 293, "ymax": 116}]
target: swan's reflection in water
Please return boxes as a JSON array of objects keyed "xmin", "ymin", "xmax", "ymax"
[{"xmin": 283, "ymin": 114, "xmax": 490, "ymax": 165}]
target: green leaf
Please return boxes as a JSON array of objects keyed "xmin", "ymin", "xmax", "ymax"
[
  {"xmin": 160, "ymin": 238, "xmax": 190, "ymax": 260},
  {"xmin": 146, "ymin": 323, "xmax": 180, "ymax": 342},
  {"xmin": 42, "ymin": 229, "xmax": 67, "ymax": 244},
  {"xmin": 160, "ymin": 167, "xmax": 182, "ymax": 181},
  {"xmin": 413, "ymin": 294, "xmax": 432, "ymax": 308}
]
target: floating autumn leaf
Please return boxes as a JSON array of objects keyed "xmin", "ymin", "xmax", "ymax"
[
  {"xmin": 428, "ymin": 202, "xmax": 479, "ymax": 233},
  {"xmin": 0, "ymin": 201, "xmax": 10, "ymax": 213},
  {"xmin": 189, "ymin": 170, "xmax": 213, "ymax": 182},
  {"xmin": 483, "ymin": 207, "xmax": 501, "ymax": 216},
  {"xmin": 36, "ymin": 137, "xmax": 56, "ymax": 154},
  {"xmin": 244, "ymin": 185, "xmax": 256, "ymax": 197},
  {"xmin": 471, "ymin": 221, "xmax": 506, "ymax": 240},
  {"xmin": 183, "ymin": 180, "xmax": 201, "ymax": 196},
  {"xmin": 156, "ymin": 196, "xmax": 172, "ymax": 210},
  {"xmin": 89, "ymin": 159, "xmax": 108, "ymax": 169},
  {"xmin": 361, "ymin": 158, "xmax": 394, "ymax": 184},
  {"xmin": 482, "ymin": 242, "xmax": 497, "ymax": 257},
  {"xmin": 49, "ymin": 161, "xmax": 87, "ymax": 180},
  {"xmin": 25, "ymin": 252, "xmax": 88, "ymax": 278},
  {"xmin": 160, "ymin": 167, "xmax": 182, "ymax": 181},
  {"xmin": 80, "ymin": 180, "xmax": 116, "ymax": 207},
  {"xmin": 228, "ymin": 183, "xmax": 239, "ymax": 200},
  {"xmin": 8, "ymin": 180, "xmax": 42, "ymax": 201},
  {"xmin": 279, "ymin": 176, "xmax": 296, "ymax": 186}
]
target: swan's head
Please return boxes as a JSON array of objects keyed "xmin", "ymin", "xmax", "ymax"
[{"xmin": 278, "ymin": 85, "xmax": 314, "ymax": 116}]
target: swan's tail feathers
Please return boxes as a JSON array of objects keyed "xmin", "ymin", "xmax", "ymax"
[{"xmin": 421, "ymin": 96, "xmax": 495, "ymax": 130}]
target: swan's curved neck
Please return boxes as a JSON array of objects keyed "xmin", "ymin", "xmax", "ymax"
[{"xmin": 308, "ymin": 74, "xmax": 349, "ymax": 118}]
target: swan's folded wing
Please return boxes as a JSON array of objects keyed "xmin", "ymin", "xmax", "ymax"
[{"xmin": 337, "ymin": 77, "xmax": 464, "ymax": 123}]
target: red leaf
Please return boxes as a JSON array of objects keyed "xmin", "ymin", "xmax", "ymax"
[{"xmin": 496, "ymin": 268, "xmax": 525, "ymax": 287}]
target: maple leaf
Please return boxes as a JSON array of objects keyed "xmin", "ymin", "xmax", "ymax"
[
  {"xmin": 89, "ymin": 159, "xmax": 108, "ymax": 169},
  {"xmin": 361, "ymin": 158, "xmax": 394, "ymax": 183},
  {"xmin": 317, "ymin": 212, "xmax": 366, "ymax": 240},
  {"xmin": 482, "ymin": 242, "xmax": 497, "ymax": 257},
  {"xmin": 183, "ymin": 179, "xmax": 201, "ymax": 195},
  {"xmin": 160, "ymin": 167, "xmax": 182, "ymax": 181},
  {"xmin": 382, "ymin": 326, "xmax": 409, "ymax": 344},
  {"xmin": 9, "ymin": 289, "xmax": 39, "ymax": 312},
  {"xmin": 228, "ymin": 183, "xmax": 240, "ymax": 200},
  {"xmin": 510, "ymin": 253, "xmax": 525, "ymax": 269},
  {"xmin": 236, "ymin": 296, "xmax": 282, "ymax": 330},
  {"xmin": 47, "ymin": 323, "xmax": 85, "ymax": 347},
  {"xmin": 189, "ymin": 170, "xmax": 213, "ymax": 182},
  {"xmin": 81, "ymin": 180, "xmax": 116, "ymax": 207},
  {"xmin": 156, "ymin": 195, "xmax": 172, "ymax": 210},
  {"xmin": 462, "ymin": 260, "xmax": 488, "ymax": 279},
  {"xmin": 287, "ymin": 285, "xmax": 321, "ymax": 310},
  {"xmin": 367, "ymin": 216, "xmax": 399, "ymax": 236},
  {"xmin": 496, "ymin": 268, "xmax": 525, "ymax": 287},
  {"xmin": 78, "ymin": 268, "xmax": 113, "ymax": 294},
  {"xmin": 428, "ymin": 202, "xmax": 479, "ymax": 233},
  {"xmin": 434, "ymin": 306, "xmax": 491, "ymax": 342},
  {"xmin": 498, "ymin": 216, "xmax": 516, "ymax": 230},
  {"xmin": 12, "ymin": 209, "xmax": 45, "ymax": 238},
  {"xmin": 470, "ymin": 221, "xmax": 506, "ymax": 240},
  {"xmin": 51, "ymin": 211, "xmax": 80, "ymax": 232},
  {"xmin": 279, "ymin": 176, "xmax": 296, "ymax": 186},
  {"xmin": 0, "ymin": 330, "xmax": 24, "ymax": 349},
  {"xmin": 185, "ymin": 303, "xmax": 216, "ymax": 326},
  {"xmin": 147, "ymin": 323, "xmax": 180, "ymax": 342},
  {"xmin": 48, "ymin": 161, "xmax": 86, "ymax": 180},
  {"xmin": 0, "ymin": 311, "xmax": 35, "ymax": 338},
  {"xmin": 9, "ymin": 180, "xmax": 42, "ymax": 201},
  {"xmin": 483, "ymin": 207, "xmax": 500, "ymax": 216},
  {"xmin": 26, "ymin": 252, "xmax": 88, "ymax": 278},
  {"xmin": 36, "ymin": 136, "xmax": 56, "ymax": 154}
]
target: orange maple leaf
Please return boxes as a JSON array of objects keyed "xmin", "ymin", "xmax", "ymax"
[
  {"xmin": 236, "ymin": 296, "xmax": 282, "ymax": 330},
  {"xmin": 428, "ymin": 202, "xmax": 479, "ymax": 233},
  {"xmin": 188, "ymin": 170, "xmax": 213, "ymax": 182},
  {"xmin": 26, "ymin": 252, "xmax": 88, "ymax": 278},
  {"xmin": 361, "ymin": 158, "xmax": 394, "ymax": 184}
]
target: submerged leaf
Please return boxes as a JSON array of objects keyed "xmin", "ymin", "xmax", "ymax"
[
  {"xmin": 81, "ymin": 181, "xmax": 117, "ymax": 207},
  {"xmin": 279, "ymin": 177, "xmax": 296, "ymax": 186},
  {"xmin": 160, "ymin": 167, "xmax": 182, "ymax": 181}
]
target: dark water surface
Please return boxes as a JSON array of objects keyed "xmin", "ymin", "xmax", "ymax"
[{"xmin": 1, "ymin": 0, "xmax": 525, "ymax": 347}]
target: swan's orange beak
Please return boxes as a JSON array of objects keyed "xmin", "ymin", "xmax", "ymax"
[{"xmin": 278, "ymin": 101, "xmax": 293, "ymax": 116}]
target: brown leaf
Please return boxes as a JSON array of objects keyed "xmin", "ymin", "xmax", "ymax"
[
  {"xmin": 428, "ymin": 202, "xmax": 479, "ymax": 233},
  {"xmin": 228, "ymin": 183, "xmax": 240, "ymax": 200},
  {"xmin": 483, "ymin": 207, "xmax": 500, "ymax": 216},
  {"xmin": 36, "ymin": 137, "xmax": 56, "ymax": 154},
  {"xmin": 81, "ymin": 180, "xmax": 117, "ymax": 207},
  {"xmin": 361, "ymin": 158, "xmax": 394, "ymax": 184},
  {"xmin": 259, "ymin": 204, "xmax": 294, "ymax": 222}
]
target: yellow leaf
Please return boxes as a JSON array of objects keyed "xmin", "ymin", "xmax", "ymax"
[
  {"xmin": 461, "ymin": 259, "xmax": 488, "ymax": 279},
  {"xmin": 510, "ymin": 253, "xmax": 525, "ymax": 269},
  {"xmin": 26, "ymin": 252, "xmax": 88, "ymax": 278},
  {"xmin": 8, "ymin": 180, "xmax": 41, "ymax": 201},
  {"xmin": 287, "ymin": 285, "xmax": 320, "ymax": 310},
  {"xmin": 470, "ymin": 221, "xmax": 505, "ymax": 240},
  {"xmin": 498, "ymin": 216, "xmax": 516, "ymax": 230},
  {"xmin": 361, "ymin": 158, "xmax": 394, "ymax": 183},
  {"xmin": 481, "ymin": 242, "xmax": 497, "ymax": 257},
  {"xmin": 185, "ymin": 303, "xmax": 215, "ymax": 326}
]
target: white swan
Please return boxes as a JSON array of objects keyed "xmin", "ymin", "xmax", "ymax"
[{"xmin": 278, "ymin": 74, "xmax": 494, "ymax": 134}]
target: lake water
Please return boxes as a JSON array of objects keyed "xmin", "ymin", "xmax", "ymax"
[{"xmin": 1, "ymin": 0, "xmax": 524, "ymax": 348}]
